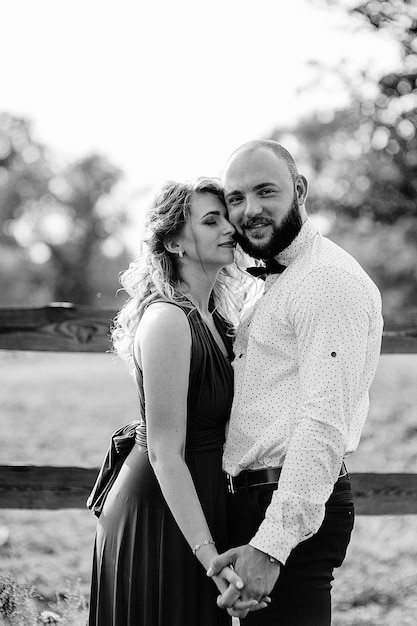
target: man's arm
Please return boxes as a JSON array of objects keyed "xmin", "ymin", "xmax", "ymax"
[{"xmin": 250, "ymin": 267, "xmax": 379, "ymax": 561}]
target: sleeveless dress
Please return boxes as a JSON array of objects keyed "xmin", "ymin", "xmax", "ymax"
[{"xmin": 88, "ymin": 304, "xmax": 234, "ymax": 626}]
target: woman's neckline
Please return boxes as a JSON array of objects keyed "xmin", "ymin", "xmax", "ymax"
[{"xmin": 193, "ymin": 308, "xmax": 233, "ymax": 362}]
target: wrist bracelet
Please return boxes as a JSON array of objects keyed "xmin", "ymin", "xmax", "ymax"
[{"xmin": 192, "ymin": 539, "xmax": 215, "ymax": 555}]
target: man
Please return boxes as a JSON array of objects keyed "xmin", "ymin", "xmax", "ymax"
[{"xmin": 207, "ymin": 140, "xmax": 383, "ymax": 624}]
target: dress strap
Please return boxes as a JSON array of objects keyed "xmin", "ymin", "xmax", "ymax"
[{"xmin": 146, "ymin": 297, "xmax": 194, "ymax": 315}]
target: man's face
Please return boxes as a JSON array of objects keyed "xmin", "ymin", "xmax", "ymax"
[{"xmin": 223, "ymin": 148, "xmax": 303, "ymax": 259}]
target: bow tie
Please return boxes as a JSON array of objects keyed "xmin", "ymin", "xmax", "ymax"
[{"xmin": 246, "ymin": 259, "xmax": 287, "ymax": 280}]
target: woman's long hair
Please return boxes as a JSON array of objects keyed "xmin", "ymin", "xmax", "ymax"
[{"xmin": 112, "ymin": 177, "xmax": 250, "ymax": 371}]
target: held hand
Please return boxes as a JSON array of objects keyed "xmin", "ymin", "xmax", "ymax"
[
  {"xmin": 211, "ymin": 566, "xmax": 265, "ymax": 619},
  {"xmin": 211, "ymin": 564, "xmax": 243, "ymax": 601},
  {"xmin": 207, "ymin": 545, "xmax": 280, "ymax": 608}
]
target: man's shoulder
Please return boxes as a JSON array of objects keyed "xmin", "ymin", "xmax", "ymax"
[{"xmin": 309, "ymin": 233, "xmax": 378, "ymax": 288}]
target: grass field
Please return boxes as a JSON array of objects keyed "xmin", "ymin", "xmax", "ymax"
[{"xmin": 1, "ymin": 351, "xmax": 417, "ymax": 625}]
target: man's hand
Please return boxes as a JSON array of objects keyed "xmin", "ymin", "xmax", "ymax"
[{"xmin": 207, "ymin": 544, "xmax": 280, "ymax": 610}]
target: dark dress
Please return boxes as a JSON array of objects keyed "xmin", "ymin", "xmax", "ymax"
[{"xmin": 88, "ymin": 304, "xmax": 234, "ymax": 626}]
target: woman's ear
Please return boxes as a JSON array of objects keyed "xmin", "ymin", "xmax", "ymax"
[{"xmin": 164, "ymin": 238, "xmax": 184, "ymax": 258}]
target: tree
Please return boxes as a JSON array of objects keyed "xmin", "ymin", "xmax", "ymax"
[
  {"xmin": 351, "ymin": 0, "xmax": 417, "ymax": 223},
  {"xmin": 40, "ymin": 154, "xmax": 124, "ymax": 304},
  {"xmin": 0, "ymin": 112, "xmax": 128, "ymax": 306},
  {"xmin": 0, "ymin": 113, "xmax": 50, "ymax": 233},
  {"xmin": 275, "ymin": 0, "xmax": 417, "ymax": 222}
]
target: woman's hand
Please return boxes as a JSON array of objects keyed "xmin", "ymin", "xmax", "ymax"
[{"xmin": 211, "ymin": 565, "xmax": 271, "ymax": 619}]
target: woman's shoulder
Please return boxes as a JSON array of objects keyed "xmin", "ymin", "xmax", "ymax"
[
  {"xmin": 132, "ymin": 301, "xmax": 193, "ymax": 370},
  {"xmin": 144, "ymin": 299, "xmax": 191, "ymax": 321},
  {"xmin": 137, "ymin": 300, "xmax": 192, "ymax": 347}
]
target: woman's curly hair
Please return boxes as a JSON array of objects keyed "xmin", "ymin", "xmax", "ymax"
[{"xmin": 111, "ymin": 177, "xmax": 250, "ymax": 371}]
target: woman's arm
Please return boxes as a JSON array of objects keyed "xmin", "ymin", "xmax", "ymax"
[{"xmin": 137, "ymin": 302, "xmax": 219, "ymax": 568}]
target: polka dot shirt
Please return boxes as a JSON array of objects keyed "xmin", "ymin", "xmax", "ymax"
[{"xmin": 223, "ymin": 219, "xmax": 383, "ymax": 564}]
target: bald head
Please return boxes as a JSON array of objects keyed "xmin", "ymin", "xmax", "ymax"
[{"xmin": 224, "ymin": 139, "xmax": 299, "ymax": 183}]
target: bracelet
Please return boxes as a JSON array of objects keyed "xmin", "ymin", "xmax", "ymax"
[{"xmin": 192, "ymin": 539, "xmax": 215, "ymax": 555}]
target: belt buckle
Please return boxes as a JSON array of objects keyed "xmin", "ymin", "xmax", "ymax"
[{"xmin": 226, "ymin": 474, "xmax": 236, "ymax": 495}]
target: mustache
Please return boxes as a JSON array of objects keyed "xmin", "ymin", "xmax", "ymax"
[{"xmin": 242, "ymin": 217, "xmax": 273, "ymax": 230}]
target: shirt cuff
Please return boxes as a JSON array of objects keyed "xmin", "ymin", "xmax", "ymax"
[{"xmin": 249, "ymin": 519, "xmax": 312, "ymax": 565}]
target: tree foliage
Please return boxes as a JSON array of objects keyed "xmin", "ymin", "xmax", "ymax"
[
  {"xmin": 346, "ymin": 0, "xmax": 417, "ymax": 223},
  {"xmin": 0, "ymin": 114, "xmax": 50, "ymax": 230},
  {"xmin": 0, "ymin": 113, "xmax": 129, "ymax": 305}
]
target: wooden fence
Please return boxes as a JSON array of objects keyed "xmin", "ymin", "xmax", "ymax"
[{"xmin": 1, "ymin": 303, "xmax": 417, "ymax": 515}]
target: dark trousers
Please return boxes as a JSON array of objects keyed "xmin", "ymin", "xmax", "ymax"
[{"xmin": 228, "ymin": 474, "xmax": 354, "ymax": 625}]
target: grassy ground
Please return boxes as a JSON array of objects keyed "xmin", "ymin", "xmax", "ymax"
[{"xmin": 1, "ymin": 351, "xmax": 416, "ymax": 624}]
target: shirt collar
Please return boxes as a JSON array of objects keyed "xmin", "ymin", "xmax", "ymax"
[{"xmin": 277, "ymin": 218, "xmax": 317, "ymax": 267}]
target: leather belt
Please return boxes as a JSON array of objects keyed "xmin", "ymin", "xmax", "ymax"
[
  {"xmin": 227, "ymin": 467, "xmax": 282, "ymax": 495},
  {"xmin": 227, "ymin": 462, "xmax": 347, "ymax": 495}
]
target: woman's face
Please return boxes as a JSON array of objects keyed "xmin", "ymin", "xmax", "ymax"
[{"xmin": 177, "ymin": 192, "xmax": 236, "ymax": 270}]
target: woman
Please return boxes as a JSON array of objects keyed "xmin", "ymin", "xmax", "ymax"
[{"xmin": 88, "ymin": 178, "xmax": 262, "ymax": 625}]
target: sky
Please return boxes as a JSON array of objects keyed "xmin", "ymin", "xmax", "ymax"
[{"xmin": 1, "ymin": 0, "xmax": 401, "ymax": 235}]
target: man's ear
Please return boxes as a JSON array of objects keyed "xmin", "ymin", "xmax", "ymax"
[{"xmin": 295, "ymin": 175, "xmax": 308, "ymax": 206}]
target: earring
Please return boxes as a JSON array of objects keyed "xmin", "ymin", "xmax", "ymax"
[{"xmin": 178, "ymin": 249, "xmax": 184, "ymax": 258}]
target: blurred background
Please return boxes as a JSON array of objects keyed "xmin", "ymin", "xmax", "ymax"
[
  {"xmin": 1, "ymin": 0, "xmax": 416, "ymax": 322},
  {"xmin": 1, "ymin": 1, "xmax": 417, "ymax": 625}
]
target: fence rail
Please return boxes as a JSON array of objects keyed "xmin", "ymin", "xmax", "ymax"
[
  {"xmin": 1, "ymin": 303, "xmax": 417, "ymax": 353},
  {"xmin": 1, "ymin": 303, "xmax": 416, "ymax": 515},
  {"xmin": 0, "ymin": 303, "xmax": 115, "ymax": 352},
  {"xmin": 1, "ymin": 465, "xmax": 417, "ymax": 515}
]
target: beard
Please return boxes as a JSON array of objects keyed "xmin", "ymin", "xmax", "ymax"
[{"xmin": 234, "ymin": 193, "xmax": 303, "ymax": 260}]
